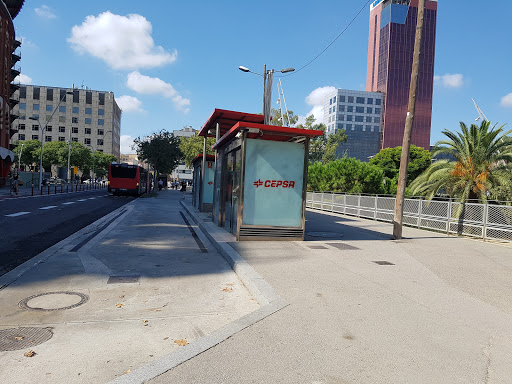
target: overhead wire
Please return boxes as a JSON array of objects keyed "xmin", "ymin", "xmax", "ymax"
[{"xmin": 277, "ymin": 0, "xmax": 373, "ymax": 77}]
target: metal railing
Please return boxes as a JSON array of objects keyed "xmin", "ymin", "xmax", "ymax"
[{"xmin": 306, "ymin": 192, "xmax": 512, "ymax": 243}]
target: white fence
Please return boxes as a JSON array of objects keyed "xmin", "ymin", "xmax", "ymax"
[{"xmin": 306, "ymin": 192, "xmax": 512, "ymax": 243}]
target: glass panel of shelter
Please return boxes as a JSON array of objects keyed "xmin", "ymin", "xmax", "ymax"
[{"xmin": 223, "ymin": 148, "xmax": 241, "ymax": 234}]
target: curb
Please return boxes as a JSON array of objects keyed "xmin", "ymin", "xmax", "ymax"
[{"xmin": 108, "ymin": 202, "xmax": 287, "ymax": 384}]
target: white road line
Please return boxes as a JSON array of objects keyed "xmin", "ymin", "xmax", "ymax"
[
  {"xmin": 40, "ymin": 206, "xmax": 58, "ymax": 210},
  {"xmin": 88, "ymin": 197, "xmax": 96, "ymax": 200},
  {"xmin": 62, "ymin": 202, "xmax": 76, "ymax": 205},
  {"xmin": 5, "ymin": 212, "xmax": 30, "ymax": 217},
  {"xmin": 77, "ymin": 199, "xmax": 87, "ymax": 202}
]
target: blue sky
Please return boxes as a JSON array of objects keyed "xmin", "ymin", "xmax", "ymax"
[{"xmin": 14, "ymin": 0, "xmax": 512, "ymax": 154}]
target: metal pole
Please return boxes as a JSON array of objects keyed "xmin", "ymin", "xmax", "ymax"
[
  {"xmin": 18, "ymin": 143, "xmax": 24, "ymax": 171},
  {"xmin": 262, "ymin": 64, "xmax": 266, "ymax": 118},
  {"xmin": 392, "ymin": 0, "xmax": 425, "ymax": 240},
  {"xmin": 67, "ymin": 128, "xmax": 71, "ymax": 183}
]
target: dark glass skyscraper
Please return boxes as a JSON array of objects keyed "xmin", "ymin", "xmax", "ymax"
[{"xmin": 366, "ymin": 0, "xmax": 437, "ymax": 150}]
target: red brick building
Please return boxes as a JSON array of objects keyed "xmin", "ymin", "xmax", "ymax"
[{"xmin": 0, "ymin": 0, "xmax": 23, "ymax": 178}]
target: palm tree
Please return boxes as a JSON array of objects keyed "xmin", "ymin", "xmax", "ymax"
[{"xmin": 410, "ymin": 121, "xmax": 512, "ymax": 202}]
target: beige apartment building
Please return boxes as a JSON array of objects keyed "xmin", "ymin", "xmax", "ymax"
[{"xmin": 11, "ymin": 85, "xmax": 121, "ymax": 159}]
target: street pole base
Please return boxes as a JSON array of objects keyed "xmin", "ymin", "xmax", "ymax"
[{"xmin": 392, "ymin": 221, "xmax": 403, "ymax": 240}]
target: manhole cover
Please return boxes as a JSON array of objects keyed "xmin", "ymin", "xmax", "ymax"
[
  {"xmin": 107, "ymin": 275, "xmax": 140, "ymax": 284},
  {"xmin": 307, "ymin": 232, "xmax": 344, "ymax": 238},
  {"xmin": 372, "ymin": 261, "xmax": 395, "ymax": 265},
  {"xmin": 19, "ymin": 291, "xmax": 89, "ymax": 311},
  {"xmin": 306, "ymin": 245, "xmax": 328, "ymax": 249},
  {"xmin": 327, "ymin": 242, "xmax": 360, "ymax": 250},
  {"xmin": 0, "ymin": 327, "xmax": 53, "ymax": 351}
]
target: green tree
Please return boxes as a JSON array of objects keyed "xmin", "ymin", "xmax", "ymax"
[
  {"xmin": 13, "ymin": 140, "xmax": 41, "ymax": 170},
  {"xmin": 42, "ymin": 141, "xmax": 66, "ymax": 171},
  {"xmin": 297, "ymin": 114, "xmax": 346, "ymax": 163},
  {"xmin": 134, "ymin": 130, "xmax": 182, "ymax": 176},
  {"xmin": 270, "ymin": 108, "xmax": 299, "ymax": 127},
  {"xmin": 68, "ymin": 142, "xmax": 93, "ymax": 174},
  {"xmin": 179, "ymin": 133, "xmax": 216, "ymax": 167},
  {"xmin": 410, "ymin": 121, "xmax": 512, "ymax": 202},
  {"xmin": 90, "ymin": 152, "xmax": 117, "ymax": 178}
]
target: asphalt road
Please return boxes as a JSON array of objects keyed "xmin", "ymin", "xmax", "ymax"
[{"xmin": 0, "ymin": 189, "xmax": 136, "ymax": 276}]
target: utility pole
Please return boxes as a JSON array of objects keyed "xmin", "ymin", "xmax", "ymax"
[{"xmin": 393, "ymin": 0, "xmax": 425, "ymax": 239}]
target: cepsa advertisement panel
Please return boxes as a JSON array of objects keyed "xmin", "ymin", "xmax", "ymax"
[{"xmin": 243, "ymin": 139, "xmax": 304, "ymax": 227}]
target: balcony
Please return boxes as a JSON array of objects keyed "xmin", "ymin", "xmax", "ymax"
[
  {"xmin": 10, "ymin": 83, "xmax": 19, "ymax": 97},
  {"xmin": 10, "ymin": 67, "xmax": 20, "ymax": 82},
  {"xmin": 11, "ymin": 52, "xmax": 21, "ymax": 64},
  {"xmin": 10, "ymin": 97, "xmax": 19, "ymax": 108},
  {"xmin": 13, "ymin": 39, "xmax": 21, "ymax": 50}
]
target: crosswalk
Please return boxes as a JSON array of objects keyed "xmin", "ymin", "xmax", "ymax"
[{"xmin": 4, "ymin": 195, "xmax": 108, "ymax": 218}]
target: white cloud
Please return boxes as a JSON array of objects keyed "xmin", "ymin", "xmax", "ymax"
[
  {"xmin": 116, "ymin": 95, "xmax": 143, "ymax": 113},
  {"xmin": 500, "ymin": 93, "xmax": 512, "ymax": 107},
  {"xmin": 14, "ymin": 73, "xmax": 33, "ymax": 84},
  {"xmin": 297, "ymin": 86, "xmax": 336, "ymax": 125},
  {"xmin": 126, "ymin": 71, "xmax": 190, "ymax": 113},
  {"xmin": 120, "ymin": 135, "xmax": 136, "ymax": 154},
  {"xmin": 35, "ymin": 5, "xmax": 56, "ymax": 19},
  {"xmin": 67, "ymin": 11, "xmax": 177, "ymax": 70},
  {"xmin": 434, "ymin": 73, "xmax": 464, "ymax": 88}
]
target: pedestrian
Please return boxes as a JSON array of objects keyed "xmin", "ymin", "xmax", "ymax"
[
  {"xmin": 180, "ymin": 180, "xmax": 187, "ymax": 199},
  {"xmin": 158, "ymin": 179, "xmax": 164, "ymax": 191},
  {"xmin": 13, "ymin": 172, "xmax": 19, "ymax": 195}
]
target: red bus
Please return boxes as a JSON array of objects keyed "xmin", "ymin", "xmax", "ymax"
[{"xmin": 108, "ymin": 163, "xmax": 148, "ymax": 196}]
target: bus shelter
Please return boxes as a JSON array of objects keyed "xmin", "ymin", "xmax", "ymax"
[
  {"xmin": 192, "ymin": 154, "xmax": 215, "ymax": 211},
  {"xmin": 198, "ymin": 110, "xmax": 322, "ymax": 241}
]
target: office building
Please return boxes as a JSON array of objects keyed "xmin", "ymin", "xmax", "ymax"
[
  {"xmin": 323, "ymin": 89, "xmax": 384, "ymax": 161},
  {"xmin": 0, "ymin": 0, "xmax": 23, "ymax": 178},
  {"xmin": 366, "ymin": 0, "xmax": 437, "ymax": 149},
  {"xmin": 11, "ymin": 85, "xmax": 121, "ymax": 159}
]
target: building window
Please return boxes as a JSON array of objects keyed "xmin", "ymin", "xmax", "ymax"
[
  {"xmin": 45, "ymin": 136, "xmax": 52, "ymax": 142},
  {"xmin": 86, "ymin": 91, "xmax": 92, "ymax": 104},
  {"xmin": 97, "ymin": 149, "xmax": 103, "ymax": 153},
  {"xmin": 374, "ymin": 125, "xmax": 379, "ymax": 131},
  {"xmin": 33, "ymin": 104, "xmax": 40, "ymax": 111},
  {"xmin": 60, "ymin": 89, "xmax": 67, "ymax": 101},
  {"xmin": 19, "ymin": 114, "xmax": 26, "ymax": 120},
  {"xmin": 356, "ymin": 106, "xmax": 364, "ymax": 113},
  {"xmin": 72, "ymin": 127, "xmax": 79, "ymax": 133},
  {"xmin": 339, "ymin": 105, "xmax": 345, "ymax": 112},
  {"xmin": 339, "ymin": 96, "xmax": 345, "ymax": 102},
  {"xmin": 58, "ymin": 136, "xmax": 65, "ymax": 142},
  {"xmin": 59, "ymin": 106, "xmax": 66, "ymax": 113},
  {"xmin": 20, "ymin": 86, "xmax": 26, "ymax": 99},
  {"xmin": 46, "ymin": 105, "xmax": 53, "ymax": 112},
  {"xmin": 45, "ymin": 115, "xmax": 51, "ymax": 122},
  {"xmin": 375, "ymin": 108, "xmax": 381, "ymax": 114},
  {"xmin": 347, "ymin": 106, "xmax": 353, "ymax": 112},
  {"xmin": 72, "ymin": 137, "xmax": 78, "ymax": 142},
  {"xmin": 47, "ymin": 88, "xmax": 53, "ymax": 101},
  {"xmin": 355, "ymin": 116, "xmax": 364, "ymax": 122},
  {"xmin": 99, "ymin": 93, "xmax": 105, "ymax": 105},
  {"xmin": 333, "ymin": 96, "xmax": 336, "ymax": 103},
  {"xmin": 73, "ymin": 107, "xmax": 79, "ymax": 114},
  {"xmin": 329, "ymin": 107, "xmax": 332, "ymax": 114},
  {"xmin": 32, "ymin": 114, "xmax": 39, "ymax": 120},
  {"xmin": 347, "ymin": 115, "xmax": 353, "ymax": 122},
  {"xmin": 85, "ymin": 128, "xmax": 91, "ymax": 134},
  {"xmin": 346, "ymin": 124, "xmax": 353, "ymax": 130},
  {"xmin": 366, "ymin": 125, "xmax": 373, "ymax": 131},
  {"xmin": 19, "ymin": 124, "xmax": 25, "ymax": 130},
  {"xmin": 355, "ymin": 125, "xmax": 363, "ymax": 130},
  {"xmin": 337, "ymin": 123, "xmax": 344, "ymax": 130},
  {"xmin": 332, "ymin": 106, "xmax": 336, "ymax": 113},
  {"xmin": 73, "ymin": 89, "xmax": 79, "ymax": 103},
  {"xmin": 84, "ymin": 138, "xmax": 91, "ymax": 145},
  {"xmin": 98, "ymin": 119, "xmax": 104, "ymax": 125},
  {"xmin": 46, "ymin": 126, "xmax": 52, "ymax": 132},
  {"xmin": 97, "ymin": 139, "xmax": 104, "ymax": 146},
  {"xmin": 366, "ymin": 116, "xmax": 373, "ymax": 122},
  {"xmin": 367, "ymin": 98, "xmax": 373, "ymax": 104},
  {"xmin": 72, "ymin": 117, "xmax": 78, "ymax": 123},
  {"xmin": 85, "ymin": 118, "xmax": 91, "ymax": 124},
  {"xmin": 32, "ymin": 124, "xmax": 39, "ymax": 130},
  {"xmin": 33, "ymin": 87, "xmax": 40, "ymax": 100},
  {"xmin": 374, "ymin": 117, "xmax": 381, "ymax": 123},
  {"xmin": 85, "ymin": 107, "xmax": 92, "ymax": 114},
  {"xmin": 376, "ymin": 99, "xmax": 381, "ymax": 105},
  {"xmin": 19, "ymin": 134, "xmax": 25, "ymax": 140},
  {"xmin": 59, "ymin": 116, "xmax": 66, "ymax": 123},
  {"xmin": 338, "ymin": 114, "xmax": 344, "ymax": 121},
  {"xmin": 347, "ymin": 96, "xmax": 354, "ymax": 103},
  {"xmin": 98, "ymin": 109, "xmax": 104, "ymax": 116},
  {"xmin": 329, "ymin": 98, "xmax": 332, "ymax": 105},
  {"xmin": 97, "ymin": 129, "xmax": 104, "ymax": 135},
  {"xmin": 59, "ymin": 126, "xmax": 66, "ymax": 133},
  {"xmin": 356, "ymin": 97, "xmax": 365, "ymax": 104},
  {"xmin": 19, "ymin": 102, "xmax": 26, "ymax": 110},
  {"xmin": 367, "ymin": 107, "xmax": 373, "ymax": 114},
  {"xmin": 32, "ymin": 134, "xmax": 39, "ymax": 140}
]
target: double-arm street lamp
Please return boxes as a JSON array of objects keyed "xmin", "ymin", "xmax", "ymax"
[
  {"xmin": 29, "ymin": 90, "xmax": 74, "ymax": 188},
  {"xmin": 238, "ymin": 65, "xmax": 294, "ymax": 125},
  {"xmin": 88, "ymin": 130, "xmax": 111, "ymax": 183}
]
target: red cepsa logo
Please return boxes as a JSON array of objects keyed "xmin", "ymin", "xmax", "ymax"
[{"xmin": 253, "ymin": 179, "xmax": 295, "ymax": 188}]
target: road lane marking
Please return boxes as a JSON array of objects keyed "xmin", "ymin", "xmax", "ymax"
[
  {"xmin": 88, "ymin": 197, "xmax": 96, "ymax": 200},
  {"xmin": 40, "ymin": 206, "xmax": 58, "ymax": 210},
  {"xmin": 5, "ymin": 212, "xmax": 30, "ymax": 217},
  {"xmin": 62, "ymin": 202, "xmax": 76, "ymax": 205},
  {"xmin": 77, "ymin": 199, "xmax": 87, "ymax": 202}
]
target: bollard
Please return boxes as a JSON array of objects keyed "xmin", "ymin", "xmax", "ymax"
[
  {"xmin": 32, "ymin": 185, "xmax": 34, "ymax": 196},
  {"xmin": 48, "ymin": 185, "xmax": 50, "ymax": 195},
  {"xmin": 40, "ymin": 186, "xmax": 43, "ymax": 195}
]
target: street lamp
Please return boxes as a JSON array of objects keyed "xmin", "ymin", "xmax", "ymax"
[
  {"xmin": 17, "ymin": 142, "xmax": 24, "ymax": 171},
  {"xmin": 29, "ymin": 90, "xmax": 74, "ymax": 188},
  {"xmin": 238, "ymin": 65, "xmax": 295, "ymax": 125}
]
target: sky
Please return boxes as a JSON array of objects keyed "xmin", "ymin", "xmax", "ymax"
[{"xmin": 13, "ymin": 0, "xmax": 512, "ymax": 154}]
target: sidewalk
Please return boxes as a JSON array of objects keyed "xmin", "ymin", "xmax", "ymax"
[{"xmin": 0, "ymin": 190, "xmax": 260, "ymax": 383}]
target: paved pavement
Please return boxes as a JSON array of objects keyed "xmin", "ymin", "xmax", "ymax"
[{"xmin": 1, "ymin": 190, "xmax": 512, "ymax": 383}]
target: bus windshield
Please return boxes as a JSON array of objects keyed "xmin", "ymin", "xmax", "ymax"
[{"xmin": 111, "ymin": 166, "xmax": 137, "ymax": 179}]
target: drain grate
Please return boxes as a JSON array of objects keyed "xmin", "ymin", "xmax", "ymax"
[
  {"xmin": 306, "ymin": 245, "xmax": 328, "ymax": 249},
  {"xmin": 19, "ymin": 291, "xmax": 89, "ymax": 311},
  {"xmin": 327, "ymin": 243, "xmax": 360, "ymax": 250},
  {"xmin": 0, "ymin": 327, "xmax": 53, "ymax": 351},
  {"xmin": 372, "ymin": 261, "xmax": 395, "ymax": 265},
  {"xmin": 107, "ymin": 275, "xmax": 140, "ymax": 284},
  {"xmin": 307, "ymin": 232, "xmax": 344, "ymax": 238}
]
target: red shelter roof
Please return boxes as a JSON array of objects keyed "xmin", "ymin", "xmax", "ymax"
[
  {"xmin": 198, "ymin": 109, "xmax": 264, "ymax": 138},
  {"xmin": 212, "ymin": 122, "xmax": 323, "ymax": 150}
]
